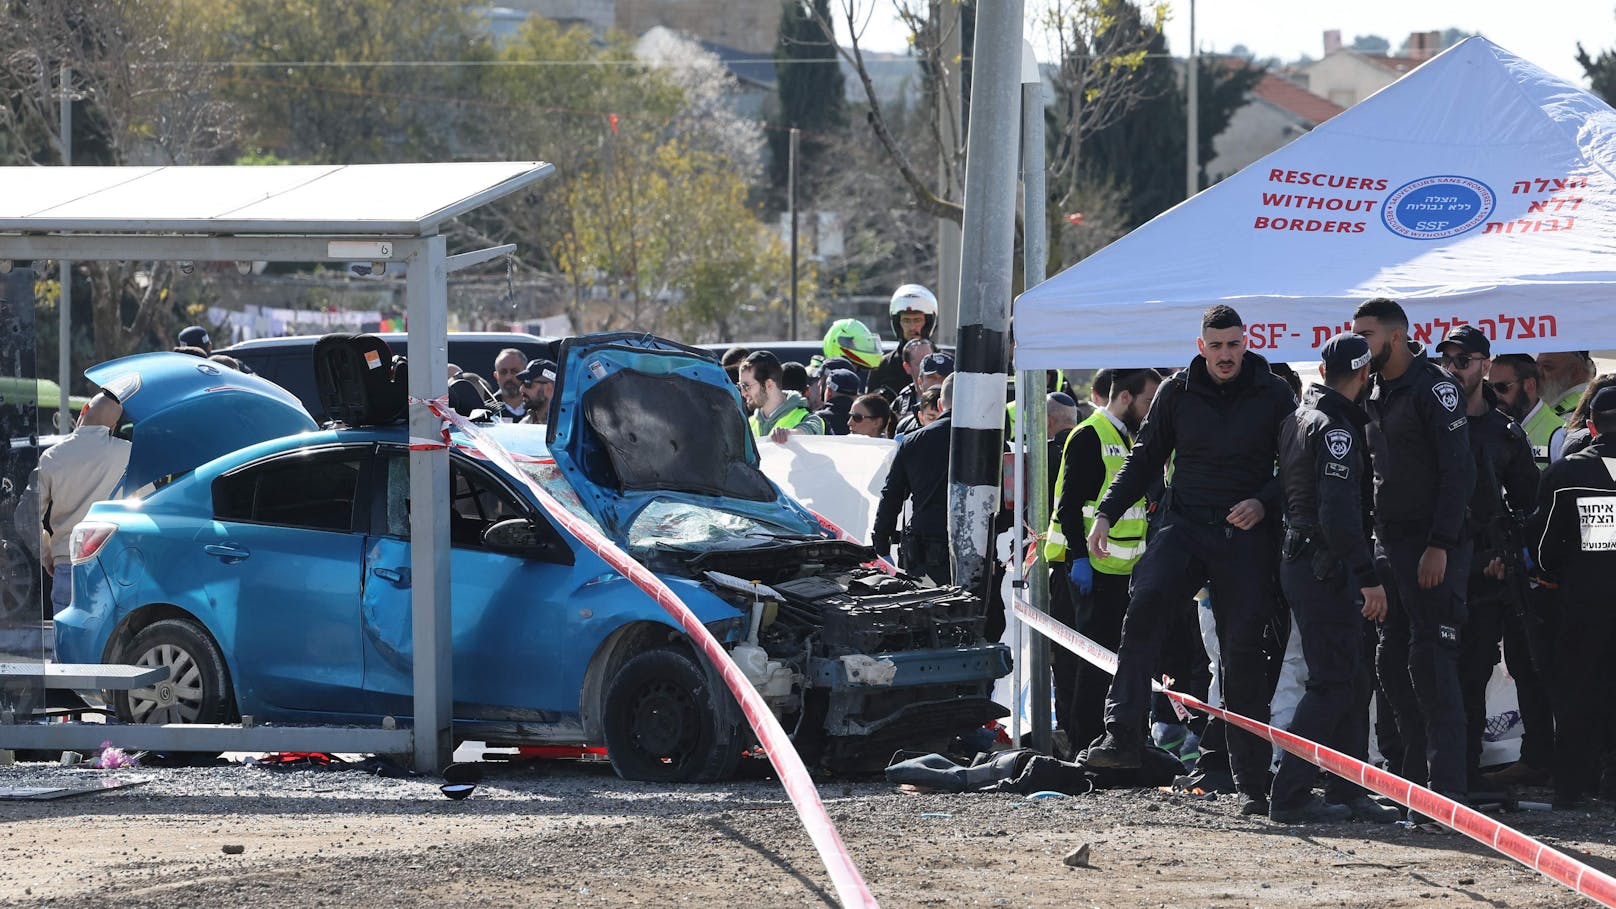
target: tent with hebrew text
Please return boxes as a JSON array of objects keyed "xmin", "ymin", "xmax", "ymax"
[{"xmin": 1014, "ymin": 37, "xmax": 1616, "ymax": 369}]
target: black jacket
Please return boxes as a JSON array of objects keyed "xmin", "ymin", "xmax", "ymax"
[
  {"xmin": 1278, "ymin": 383, "xmax": 1376, "ymax": 589},
  {"xmin": 869, "ymin": 349, "xmax": 912, "ymax": 401},
  {"xmin": 817, "ymin": 395, "xmax": 853, "ymax": 435},
  {"xmin": 1529, "ymin": 437, "xmax": 1616, "ymax": 598},
  {"xmin": 1364, "ymin": 343, "xmax": 1475, "ymax": 549},
  {"xmin": 1463, "ymin": 388, "xmax": 1538, "ymax": 575},
  {"xmin": 1098, "ymin": 351, "xmax": 1294, "ymax": 524},
  {"xmin": 1560, "ymin": 426, "xmax": 1594, "ymax": 459},
  {"xmin": 873, "ymin": 411, "xmax": 952, "ymax": 546}
]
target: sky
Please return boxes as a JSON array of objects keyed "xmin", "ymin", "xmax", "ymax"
[{"xmin": 856, "ymin": 0, "xmax": 1616, "ymax": 87}]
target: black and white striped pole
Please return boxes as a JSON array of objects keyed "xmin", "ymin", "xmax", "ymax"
[{"xmin": 948, "ymin": 0, "xmax": 1025, "ymax": 600}]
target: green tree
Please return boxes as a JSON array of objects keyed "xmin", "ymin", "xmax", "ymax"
[
  {"xmin": 1577, "ymin": 38, "xmax": 1616, "ymax": 105},
  {"xmin": 198, "ymin": 0, "xmax": 491, "ymax": 163},
  {"xmin": 769, "ymin": 0, "xmax": 846, "ymax": 192}
]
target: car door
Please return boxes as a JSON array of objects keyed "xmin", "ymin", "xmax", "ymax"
[
  {"xmin": 360, "ymin": 449, "xmax": 575, "ymax": 721},
  {"xmin": 204, "ymin": 445, "xmax": 372, "ymax": 717}
]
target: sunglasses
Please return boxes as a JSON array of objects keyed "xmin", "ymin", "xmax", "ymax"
[
  {"xmin": 1489, "ymin": 380, "xmax": 1518, "ymax": 393},
  {"xmin": 849, "ymin": 412, "xmax": 879, "ymax": 423},
  {"xmin": 1438, "ymin": 354, "xmax": 1485, "ymax": 370}
]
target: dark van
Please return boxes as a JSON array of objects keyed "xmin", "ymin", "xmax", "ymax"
[{"xmin": 218, "ymin": 331, "xmax": 557, "ymax": 419}]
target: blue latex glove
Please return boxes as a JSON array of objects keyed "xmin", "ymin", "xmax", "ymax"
[
  {"xmin": 1521, "ymin": 546, "xmax": 1535, "ymax": 574},
  {"xmin": 1068, "ymin": 557, "xmax": 1095, "ymax": 597}
]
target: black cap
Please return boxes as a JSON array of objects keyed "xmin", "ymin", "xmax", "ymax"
[
  {"xmin": 1591, "ymin": 386, "xmax": 1616, "ymax": 418},
  {"xmin": 812, "ymin": 356, "xmax": 854, "ymax": 377},
  {"xmin": 1436, "ymin": 324, "xmax": 1490, "ymax": 358},
  {"xmin": 919, "ymin": 352, "xmax": 955, "ymax": 377},
  {"xmin": 516, "ymin": 358, "xmax": 556, "ymax": 384},
  {"xmin": 825, "ymin": 369, "xmax": 861, "ymax": 396},
  {"xmin": 1320, "ymin": 331, "xmax": 1373, "ymax": 373},
  {"xmin": 178, "ymin": 325, "xmax": 211, "ymax": 348}
]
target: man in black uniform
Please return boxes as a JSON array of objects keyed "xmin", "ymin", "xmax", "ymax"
[
  {"xmin": 1352, "ymin": 298, "xmax": 1476, "ymax": 802},
  {"xmin": 1270, "ymin": 332, "xmax": 1398, "ymax": 823},
  {"xmin": 1435, "ymin": 326, "xmax": 1539, "ymax": 793},
  {"xmin": 1530, "ymin": 386, "xmax": 1616, "ymax": 808},
  {"xmin": 1083, "ymin": 306, "xmax": 1296, "ymax": 816},
  {"xmin": 873, "ymin": 373, "xmax": 954, "ymax": 584}
]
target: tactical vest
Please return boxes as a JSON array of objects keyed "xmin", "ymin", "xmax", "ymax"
[
  {"xmin": 750, "ymin": 404, "xmax": 809, "ymax": 437},
  {"xmin": 1522, "ymin": 401, "xmax": 1565, "ymax": 469},
  {"xmin": 1044, "ymin": 411, "xmax": 1148, "ymax": 574}
]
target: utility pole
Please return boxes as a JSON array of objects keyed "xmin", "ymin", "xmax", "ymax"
[
  {"xmin": 1018, "ymin": 40, "xmax": 1052, "ymax": 753},
  {"xmin": 788, "ymin": 126, "xmax": 800, "ymax": 341},
  {"xmin": 1185, "ymin": 0, "xmax": 1199, "ymax": 199},
  {"xmin": 935, "ymin": 0, "xmax": 963, "ymax": 347},
  {"xmin": 948, "ymin": 0, "xmax": 1023, "ymax": 600},
  {"xmin": 58, "ymin": 64, "xmax": 71, "ymax": 433}
]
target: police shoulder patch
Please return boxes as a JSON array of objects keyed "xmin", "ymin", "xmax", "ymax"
[
  {"xmin": 1433, "ymin": 381, "xmax": 1460, "ymax": 413},
  {"xmin": 1324, "ymin": 428, "xmax": 1353, "ymax": 460},
  {"xmin": 1324, "ymin": 462, "xmax": 1350, "ymax": 480}
]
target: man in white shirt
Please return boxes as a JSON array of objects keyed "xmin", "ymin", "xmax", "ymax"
[{"xmin": 25, "ymin": 392, "xmax": 131, "ymax": 612}]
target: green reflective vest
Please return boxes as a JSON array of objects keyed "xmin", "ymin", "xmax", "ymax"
[
  {"xmin": 1521, "ymin": 400, "xmax": 1565, "ymax": 469},
  {"xmin": 1044, "ymin": 410, "xmax": 1148, "ymax": 574},
  {"xmin": 750, "ymin": 404, "xmax": 810, "ymax": 437}
]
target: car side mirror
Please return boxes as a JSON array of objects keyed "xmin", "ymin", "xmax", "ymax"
[{"xmin": 482, "ymin": 517, "xmax": 573, "ymax": 565}]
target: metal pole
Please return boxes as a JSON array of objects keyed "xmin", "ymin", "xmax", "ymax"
[
  {"xmin": 406, "ymin": 236, "xmax": 453, "ymax": 773},
  {"xmin": 1019, "ymin": 42, "xmax": 1052, "ymax": 753},
  {"xmin": 57, "ymin": 64, "xmax": 71, "ymax": 433},
  {"xmin": 935, "ymin": 0, "xmax": 963, "ymax": 347},
  {"xmin": 788, "ymin": 126, "xmax": 800, "ymax": 341},
  {"xmin": 1185, "ymin": 0, "xmax": 1199, "ymax": 199},
  {"xmin": 947, "ymin": 0, "xmax": 1023, "ymax": 599}
]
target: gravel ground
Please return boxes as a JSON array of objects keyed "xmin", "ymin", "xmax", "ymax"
[{"xmin": 0, "ymin": 754, "xmax": 1612, "ymax": 908}]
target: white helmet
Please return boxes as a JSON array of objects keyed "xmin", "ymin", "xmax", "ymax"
[{"xmin": 889, "ymin": 284, "xmax": 938, "ymax": 340}]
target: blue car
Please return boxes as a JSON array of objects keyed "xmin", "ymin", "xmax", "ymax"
[{"xmin": 56, "ymin": 334, "xmax": 1010, "ymax": 780}]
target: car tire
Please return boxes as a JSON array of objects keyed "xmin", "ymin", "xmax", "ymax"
[
  {"xmin": 114, "ymin": 618, "xmax": 234, "ymax": 725},
  {"xmin": 603, "ymin": 648, "xmax": 743, "ymax": 783}
]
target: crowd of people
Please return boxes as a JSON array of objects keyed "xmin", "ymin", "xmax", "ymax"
[{"xmin": 1059, "ymin": 301, "xmax": 1616, "ymax": 823}]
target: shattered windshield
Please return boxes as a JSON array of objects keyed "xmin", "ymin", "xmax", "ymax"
[
  {"xmin": 515, "ymin": 459, "xmax": 607, "ymax": 536},
  {"xmin": 625, "ymin": 499, "xmax": 803, "ymax": 551}
]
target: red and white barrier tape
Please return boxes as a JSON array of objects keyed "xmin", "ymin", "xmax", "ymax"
[
  {"xmin": 417, "ymin": 402, "xmax": 879, "ymax": 908},
  {"xmin": 809, "ymin": 510, "xmax": 898, "ymax": 576},
  {"xmin": 1009, "ymin": 596, "xmax": 1616, "ymax": 908}
]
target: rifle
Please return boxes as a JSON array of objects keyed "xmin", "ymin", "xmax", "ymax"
[{"xmin": 1476, "ymin": 446, "xmax": 1549, "ymax": 671}]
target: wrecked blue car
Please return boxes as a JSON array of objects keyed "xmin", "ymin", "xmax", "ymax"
[{"xmin": 54, "ymin": 333, "xmax": 1010, "ymax": 780}]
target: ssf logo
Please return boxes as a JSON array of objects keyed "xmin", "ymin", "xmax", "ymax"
[{"xmin": 1381, "ymin": 175, "xmax": 1495, "ymax": 240}]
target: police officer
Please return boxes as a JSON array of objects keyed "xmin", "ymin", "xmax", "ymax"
[
  {"xmin": 1082, "ymin": 306, "xmax": 1296, "ymax": 817},
  {"xmin": 1269, "ymin": 333, "xmax": 1398, "ymax": 824},
  {"xmin": 873, "ymin": 373, "xmax": 955, "ymax": 584},
  {"xmin": 1433, "ymin": 326, "xmax": 1540, "ymax": 794},
  {"xmin": 1045, "ymin": 368, "xmax": 1162, "ymax": 753},
  {"xmin": 1528, "ymin": 386, "xmax": 1616, "ymax": 808},
  {"xmin": 1351, "ymin": 298, "xmax": 1476, "ymax": 802}
]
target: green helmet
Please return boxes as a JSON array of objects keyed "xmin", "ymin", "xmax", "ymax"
[{"xmin": 822, "ymin": 318, "xmax": 882, "ymax": 369}]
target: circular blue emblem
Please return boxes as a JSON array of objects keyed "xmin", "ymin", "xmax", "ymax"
[{"xmin": 1382, "ymin": 175, "xmax": 1495, "ymax": 240}]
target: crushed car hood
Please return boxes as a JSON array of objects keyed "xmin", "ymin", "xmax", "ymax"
[
  {"xmin": 546, "ymin": 332, "xmax": 817, "ymax": 544},
  {"xmin": 86, "ymin": 352, "xmax": 318, "ymax": 490}
]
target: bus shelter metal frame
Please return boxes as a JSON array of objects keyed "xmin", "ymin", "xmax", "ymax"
[{"xmin": 0, "ymin": 162, "xmax": 553, "ymax": 772}]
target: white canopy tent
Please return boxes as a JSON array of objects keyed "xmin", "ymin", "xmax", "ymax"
[
  {"xmin": 0, "ymin": 162, "xmax": 553, "ymax": 771},
  {"xmin": 1015, "ymin": 37, "xmax": 1616, "ymax": 368}
]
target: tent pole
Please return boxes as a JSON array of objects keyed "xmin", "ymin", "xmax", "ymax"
[{"xmin": 1019, "ymin": 45, "xmax": 1052, "ymax": 753}]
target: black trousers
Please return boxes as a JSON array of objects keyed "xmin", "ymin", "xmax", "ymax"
[
  {"xmin": 1375, "ymin": 535, "xmax": 1472, "ymax": 796},
  {"xmin": 1505, "ymin": 584, "xmax": 1556, "ymax": 770},
  {"xmin": 1272, "ymin": 555, "xmax": 1372, "ymax": 807},
  {"xmin": 900, "ymin": 533, "xmax": 951, "ymax": 587},
  {"xmin": 1458, "ymin": 579, "xmax": 1507, "ymax": 788},
  {"xmin": 1551, "ymin": 594, "xmax": 1616, "ymax": 801},
  {"xmin": 1104, "ymin": 513, "xmax": 1278, "ymax": 796},
  {"xmin": 1050, "ymin": 562, "xmax": 1131, "ymax": 750}
]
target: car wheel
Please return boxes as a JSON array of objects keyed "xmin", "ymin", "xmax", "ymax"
[
  {"xmin": 603, "ymin": 648, "xmax": 742, "ymax": 783},
  {"xmin": 114, "ymin": 619, "xmax": 234, "ymax": 725}
]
